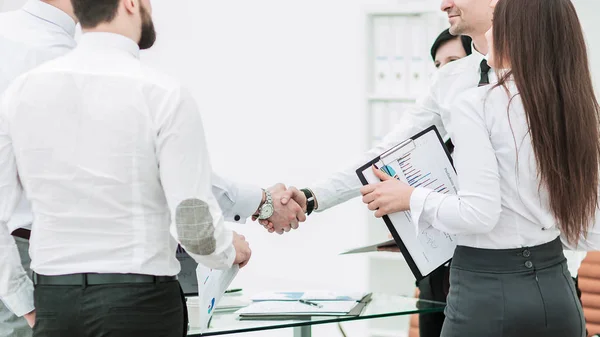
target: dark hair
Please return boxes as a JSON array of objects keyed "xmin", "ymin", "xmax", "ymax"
[
  {"xmin": 430, "ymin": 28, "xmax": 472, "ymax": 62},
  {"xmin": 71, "ymin": 0, "xmax": 120, "ymax": 29},
  {"xmin": 493, "ymin": 0, "xmax": 600, "ymax": 244}
]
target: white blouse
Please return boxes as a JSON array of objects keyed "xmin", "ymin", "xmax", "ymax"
[{"xmin": 410, "ymin": 81, "xmax": 600, "ymax": 251}]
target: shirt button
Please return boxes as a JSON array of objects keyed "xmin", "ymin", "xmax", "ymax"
[
  {"xmin": 525, "ymin": 261, "xmax": 533, "ymax": 269},
  {"xmin": 234, "ymin": 215, "xmax": 241, "ymax": 221},
  {"xmin": 523, "ymin": 249, "xmax": 531, "ymax": 258}
]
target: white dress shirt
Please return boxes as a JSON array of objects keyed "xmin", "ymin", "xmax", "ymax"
[
  {"xmin": 0, "ymin": 3, "xmax": 260, "ymax": 236},
  {"xmin": 309, "ymin": 49, "xmax": 588, "ymax": 272},
  {"xmin": 409, "ymin": 81, "xmax": 600, "ymax": 252},
  {"xmin": 0, "ymin": 0, "xmax": 77, "ymax": 234},
  {"xmin": 0, "ymin": 0, "xmax": 76, "ymax": 318},
  {"xmin": 0, "ymin": 33, "xmax": 237, "ymax": 316}
]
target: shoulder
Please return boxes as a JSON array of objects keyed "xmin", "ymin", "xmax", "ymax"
[
  {"xmin": 138, "ymin": 64, "xmax": 184, "ymax": 94},
  {"xmin": 454, "ymin": 83, "xmax": 516, "ymax": 123}
]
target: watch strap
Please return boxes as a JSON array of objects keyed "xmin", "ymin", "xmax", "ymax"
[{"xmin": 301, "ymin": 188, "xmax": 315, "ymax": 216}]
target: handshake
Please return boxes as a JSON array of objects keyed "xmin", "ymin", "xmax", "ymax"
[
  {"xmin": 231, "ymin": 183, "xmax": 312, "ymax": 268},
  {"xmin": 253, "ymin": 183, "xmax": 312, "ymax": 235}
]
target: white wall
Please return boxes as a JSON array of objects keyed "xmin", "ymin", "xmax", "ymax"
[{"xmin": 573, "ymin": 0, "xmax": 600, "ymax": 91}]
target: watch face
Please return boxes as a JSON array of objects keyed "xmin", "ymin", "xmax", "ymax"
[{"xmin": 260, "ymin": 204, "xmax": 274, "ymax": 219}]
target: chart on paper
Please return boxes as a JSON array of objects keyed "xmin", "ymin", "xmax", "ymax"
[{"xmin": 360, "ymin": 128, "xmax": 458, "ymax": 277}]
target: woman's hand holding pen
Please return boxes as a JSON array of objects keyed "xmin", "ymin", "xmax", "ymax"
[{"xmin": 360, "ymin": 165, "xmax": 414, "ymax": 218}]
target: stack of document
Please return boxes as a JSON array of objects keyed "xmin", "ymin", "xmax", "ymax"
[
  {"xmin": 251, "ymin": 290, "xmax": 371, "ymax": 302},
  {"xmin": 235, "ymin": 291, "xmax": 372, "ymax": 320}
]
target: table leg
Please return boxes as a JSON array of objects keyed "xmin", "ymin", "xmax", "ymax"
[{"xmin": 293, "ymin": 326, "xmax": 312, "ymax": 337}]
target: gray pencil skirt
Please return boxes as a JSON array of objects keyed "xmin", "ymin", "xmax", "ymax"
[{"xmin": 441, "ymin": 237, "xmax": 586, "ymax": 337}]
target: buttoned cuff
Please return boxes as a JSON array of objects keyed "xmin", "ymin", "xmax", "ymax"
[
  {"xmin": 225, "ymin": 184, "xmax": 262, "ymax": 224},
  {"xmin": 222, "ymin": 244, "xmax": 236, "ymax": 269},
  {"xmin": 2, "ymin": 278, "xmax": 34, "ymax": 317},
  {"xmin": 409, "ymin": 187, "xmax": 435, "ymax": 236}
]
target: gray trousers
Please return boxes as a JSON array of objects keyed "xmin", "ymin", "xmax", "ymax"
[
  {"xmin": 0, "ymin": 237, "xmax": 32, "ymax": 337},
  {"xmin": 441, "ymin": 237, "xmax": 586, "ymax": 337}
]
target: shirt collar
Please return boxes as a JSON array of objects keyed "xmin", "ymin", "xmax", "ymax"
[
  {"xmin": 78, "ymin": 32, "xmax": 141, "ymax": 59},
  {"xmin": 22, "ymin": 0, "xmax": 77, "ymax": 37},
  {"xmin": 471, "ymin": 41, "xmax": 487, "ymax": 61}
]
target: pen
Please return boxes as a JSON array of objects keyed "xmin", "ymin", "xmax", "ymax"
[
  {"xmin": 298, "ymin": 299, "xmax": 323, "ymax": 308},
  {"xmin": 224, "ymin": 288, "xmax": 242, "ymax": 294}
]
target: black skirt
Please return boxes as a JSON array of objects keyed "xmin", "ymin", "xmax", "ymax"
[{"xmin": 441, "ymin": 237, "xmax": 586, "ymax": 337}]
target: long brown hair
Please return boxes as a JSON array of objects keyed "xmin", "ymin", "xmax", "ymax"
[{"xmin": 493, "ymin": 0, "xmax": 600, "ymax": 244}]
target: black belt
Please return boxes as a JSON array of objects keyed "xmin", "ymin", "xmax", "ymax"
[
  {"xmin": 33, "ymin": 273, "xmax": 177, "ymax": 286},
  {"xmin": 11, "ymin": 228, "xmax": 31, "ymax": 240}
]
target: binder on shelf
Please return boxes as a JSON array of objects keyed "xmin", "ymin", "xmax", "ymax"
[
  {"xmin": 391, "ymin": 16, "xmax": 409, "ymax": 96},
  {"xmin": 356, "ymin": 126, "xmax": 458, "ymax": 281},
  {"xmin": 373, "ymin": 16, "xmax": 393, "ymax": 95},
  {"xmin": 407, "ymin": 15, "xmax": 427, "ymax": 97}
]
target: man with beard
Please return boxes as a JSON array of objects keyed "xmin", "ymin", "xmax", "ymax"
[{"xmin": 0, "ymin": 0, "xmax": 253, "ymax": 336}]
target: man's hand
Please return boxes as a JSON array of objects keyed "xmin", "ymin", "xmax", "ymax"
[
  {"xmin": 24, "ymin": 310, "xmax": 35, "ymax": 328},
  {"xmin": 360, "ymin": 166, "xmax": 414, "ymax": 218},
  {"xmin": 232, "ymin": 231, "xmax": 251, "ymax": 268},
  {"xmin": 259, "ymin": 186, "xmax": 307, "ymax": 234},
  {"xmin": 254, "ymin": 184, "xmax": 306, "ymax": 235}
]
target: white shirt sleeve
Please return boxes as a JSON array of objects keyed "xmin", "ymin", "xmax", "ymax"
[
  {"xmin": 310, "ymin": 79, "xmax": 447, "ymax": 211},
  {"xmin": 409, "ymin": 90, "xmax": 502, "ymax": 235},
  {"xmin": 157, "ymin": 88, "xmax": 235, "ymax": 270},
  {"xmin": 0, "ymin": 93, "xmax": 34, "ymax": 317},
  {"xmin": 211, "ymin": 173, "xmax": 262, "ymax": 224}
]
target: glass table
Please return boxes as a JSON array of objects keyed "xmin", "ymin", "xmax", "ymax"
[{"xmin": 187, "ymin": 294, "xmax": 445, "ymax": 337}]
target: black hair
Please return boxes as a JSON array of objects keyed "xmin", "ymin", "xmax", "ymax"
[
  {"xmin": 71, "ymin": 0, "xmax": 121, "ymax": 29},
  {"xmin": 430, "ymin": 28, "xmax": 473, "ymax": 61}
]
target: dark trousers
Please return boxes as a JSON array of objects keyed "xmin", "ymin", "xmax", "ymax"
[
  {"xmin": 418, "ymin": 266, "xmax": 449, "ymax": 337},
  {"xmin": 33, "ymin": 279, "xmax": 187, "ymax": 337},
  {"xmin": 418, "ymin": 266, "xmax": 585, "ymax": 337}
]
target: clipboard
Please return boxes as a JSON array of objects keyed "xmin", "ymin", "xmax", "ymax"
[{"xmin": 356, "ymin": 125, "xmax": 458, "ymax": 281}]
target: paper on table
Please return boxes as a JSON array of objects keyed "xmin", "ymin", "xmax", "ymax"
[
  {"xmin": 251, "ymin": 290, "xmax": 369, "ymax": 302},
  {"xmin": 236, "ymin": 300, "xmax": 358, "ymax": 316}
]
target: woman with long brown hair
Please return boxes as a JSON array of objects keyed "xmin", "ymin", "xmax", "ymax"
[{"xmin": 361, "ymin": 0, "xmax": 600, "ymax": 335}]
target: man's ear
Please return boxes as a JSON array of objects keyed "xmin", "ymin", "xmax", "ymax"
[{"xmin": 123, "ymin": 0, "xmax": 139, "ymax": 15}]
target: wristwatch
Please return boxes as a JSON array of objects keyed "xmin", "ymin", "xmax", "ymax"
[
  {"xmin": 257, "ymin": 190, "xmax": 274, "ymax": 220},
  {"xmin": 301, "ymin": 188, "xmax": 316, "ymax": 216}
]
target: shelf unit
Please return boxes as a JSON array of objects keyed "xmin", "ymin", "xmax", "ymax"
[{"xmin": 364, "ymin": 3, "xmax": 447, "ymax": 337}]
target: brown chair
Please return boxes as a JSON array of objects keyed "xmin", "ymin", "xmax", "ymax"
[{"xmin": 578, "ymin": 251, "xmax": 600, "ymax": 337}]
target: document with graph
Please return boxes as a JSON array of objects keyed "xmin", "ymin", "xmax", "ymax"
[{"xmin": 356, "ymin": 125, "xmax": 458, "ymax": 281}]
